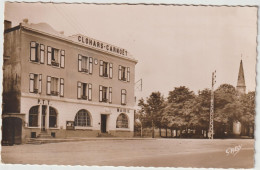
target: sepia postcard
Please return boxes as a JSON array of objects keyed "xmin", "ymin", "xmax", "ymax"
[{"xmin": 0, "ymin": 1, "xmax": 259, "ymax": 170}]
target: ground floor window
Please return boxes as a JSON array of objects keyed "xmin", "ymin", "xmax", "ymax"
[
  {"xmin": 49, "ymin": 107, "xmax": 57, "ymax": 128},
  {"xmin": 29, "ymin": 105, "xmax": 39, "ymax": 127},
  {"xmin": 116, "ymin": 113, "xmax": 128, "ymax": 128},
  {"xmin": 74, "ymin": 109, "xmax": 91, "ymax": 127}
]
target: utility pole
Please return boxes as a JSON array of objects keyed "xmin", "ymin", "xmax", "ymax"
[{"xmin": 209, "ymin": 70, "xmax": 216, "ymax": 139}]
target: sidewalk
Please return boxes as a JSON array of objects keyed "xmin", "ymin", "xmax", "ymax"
[{"xmin": 26, "ymin": 137, "xmax": 155, "ymax": 144}]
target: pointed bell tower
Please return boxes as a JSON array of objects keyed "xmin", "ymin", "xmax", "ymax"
[{"xmin": 236, "ymin": 60, "xmax": 246, "ymax": 94}]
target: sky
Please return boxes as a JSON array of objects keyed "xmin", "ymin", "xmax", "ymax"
[{"xmin": 4, "ymin": 2, "xmax": 258, "ymax": 100}]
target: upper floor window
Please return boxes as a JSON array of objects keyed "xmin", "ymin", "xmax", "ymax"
[
  {"xmin": 47, "ymin": 76, "xmax": 64, "ymax": 97},
  {"xmin": 119, "ymin": 66, "xmax": 130, "ymax": 82},
  {"xmin": 29, "ymin": 73, "xmax": 42, "ymax": 94},
  {"xmin": 100, "ymin": 60, "xmax": 113, "ymax": 78},
  {"xmin": 30, "ymin": 42, "xmax": 44, "ymax": 63},
  {"xmin": 47, "ymin": 46, "xmax": 65, "ymax": 68},
  {"xmin": 78, "ymin": 54, "xmax": 93, "ymax": 74},
  {"xmin": 99, "ymin": 85, "xmax": 112, "ymax": 103},
  {"xmin": 121, "ymin": 89, "xmax": 127, "ymax": 105},
  {"xmin": 77, "ymin": 82, "xmax": 92, "ymax": 101}
]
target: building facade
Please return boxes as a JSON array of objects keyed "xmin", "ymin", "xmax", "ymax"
[{"xmin": 2, "ymin": 20, "xmax": 137, "ymax": 144}]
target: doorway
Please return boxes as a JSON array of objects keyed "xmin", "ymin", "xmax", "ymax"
[{"xmin": 101, "ymin": 114, "xmax": 107, "ymax": 133}]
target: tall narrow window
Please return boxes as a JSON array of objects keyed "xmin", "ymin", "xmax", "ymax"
[
  {"xmin": 78, "ymin": 54, "xmax": 92, "ymax": 74},
  {"xmin": 100, "ymin": 60, "xmax": 112, "ymax": 78},
  {"xmin": 47, "ymin": 76, "xmax": 59, "ymax": 96},
  {"xmin": 29, "ymin": 73, "xmax": 41, "ymax": 94},
  {"xmin": 47, "ymin": 46, "xmax": 60, "ymax": 67},
  {"xmin": 103, "ymin": 62, "xmax": 109, "ymax": 77},
  {"xmin": 40, "ymin": 44, "xmax": 45, "ymax": 64},
  {"xmin": 49, "ymin": 107, "xmax": 57, "ymax": 128},
  {"xmin": 29, "ymin": 106, "xmax": 39, "ymax": 127},
  {"xmin": 30, "ymin": 42, "xmax": 39, "ymax": 62},
  {"xmin": 77, "ymin": 82, "xmax": 92, "ymax": 100},
  {"xmin": 119, "ymin": 65, "xmax": 130, "ymax": 82},
  {"xmin": 121, "ymin": 89, "xmax": 127, "ymax": 105},
  {"xmin": 99, "ymin": 85, "xmax": 110, "ymax": 103}
]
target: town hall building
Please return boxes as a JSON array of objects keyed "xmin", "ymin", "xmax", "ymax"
[{"xmin": 2, "ymin": 19, "xmax": 138, "ymax": 144}]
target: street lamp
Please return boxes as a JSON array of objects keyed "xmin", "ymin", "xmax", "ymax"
[{"xmin": 209, "ymin": 70, "xmax": 216, "ymax": 139}]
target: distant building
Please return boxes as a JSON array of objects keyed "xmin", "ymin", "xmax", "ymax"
[
  {"xmin": 233, "ymin": 59, "xmax": 247, "ymax": 136},
  {"xmin": 2, "ymin": 20, "xmax": 138, "ymax": 144},
  {"xmin": 236, "ymin": 60, "xmax": 246, "ymax": 95}
]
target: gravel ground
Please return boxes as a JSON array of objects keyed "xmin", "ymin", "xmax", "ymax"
[{"xmin": 1, "ymin": 138, "xmax": 255, "ymax": 168}]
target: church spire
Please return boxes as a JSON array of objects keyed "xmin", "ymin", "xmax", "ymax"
[{"xmin": 236, "ymin": 60, "xmax": 246, "ymax": 94}]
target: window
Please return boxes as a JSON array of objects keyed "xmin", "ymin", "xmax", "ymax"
[
  {"xmin": 100, "ymin": 60, "xmax": 113, "ymax": 78},
  {"xmin": 74, "ymin": 109, "xmax": 91, "ymax": 127},
  {"xmin": 30, "ymin": 42, "xmax": 44, "ymax": 63},
  {"xmin": 119, "ymin": 65, "xmax": 130, "ymax": 82},
  {"xmin": 99, "ymin": 85, "xmax": 112, "ymax": 103},
  {"xmin": 47, "ymin": 76, "xmax": 64, "ymax": 96},
  {"xmin": 78, "ymin": 54, "xmax": 93, "ymax": 74},
  {"xmin": 47, "ymin": 46, "xmax": 65, "ymax": 68},
  {"xmin": 77, "ymin": 82, "xmax": 92, "ymax": 100},
  {"xmin": 116, "ymin": 113, "xmax": 128, "ymax": 128},
  {"xmin": 29, "ymin": 106, "xmax": 39, "ymax": 127},
  {"xmin": 121, "ymin": 89, "xmax": 127, "ymax": 105},
  {"xmin": 29, "ymin": 73, "xmax": 42, "ymax": 94},
  {"xmin": 49, "ymin": 107, "xmax": 57, "ymax": 128}
]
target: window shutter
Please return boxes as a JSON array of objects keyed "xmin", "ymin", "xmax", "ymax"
[
  {"xmin": 119, "ymin": 65, "xmax": 122, "ymax": 80},
  {"xmin": 60, "ymin": 78, "xmax": 64, "ymax": 97},
  {"xmin": 39, "ymin": 74, "xmax": 42, "ymax": 94},
  {"xmin": 29, "ymin": 73, "xmax": 34, "ymax": 93},
  {"xmin": 88, "ymin": 84, "xmax": 92, "ymax": 101},
  {"xmin": 127, "ymin": 67, "xmax": 130, "ymax": 82},
  {"xmin": 47, "ymin": 76, "xmax": 51, "ymax": 95},
  {"xmin": 99, "ymin": 60, "xmax": 103, "ymax": 76},
  {"xmin": 109, "ymin": 87, "xmax": 112, "ymax": 103},
  {"xmin": 77, "ymin": 82, "xmax": 81, "ymax": 99},
  {"xmin": 40, "ymin": 44, "xmax": 45, "ymax": 64},
  {"xmin": 78, "ymin": 54, "xmax": 82, "ymax": 72},
  {"xmin": 121, "ymin": 89, "xmax": 126, "ymax": 105},
  {"xmin": 89, "ymin": 57, "xmax": 93, "ymax": 74},
  {"xmin": 60, "ymin": 50, "xmax": 65, "ymax": 68},
  {"xmin": 109, "ymin": 63, "xmax": 113, "ymax": 79},
  {"xmin": 99, "ymin": 85, "xmax": 103, "ymax": 102},
  {"xmin": 47, "ymin": 46, "xmax": 52, "ymax": 65},
  {"xmin": 106, "ymin": 87, "xmax": 109, "ymax": 100},
  {"xmin": 30, "ymin": 42, "xmax": 36, "ymax": 61}
]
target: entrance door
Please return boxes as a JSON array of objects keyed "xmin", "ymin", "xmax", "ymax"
[
  {"xmin": 101, "ymin": 114, "xmax": 107, "ymax": 133},
  {"xmin": 41, "ymin": 105, "xmax": 47, "ymax": 131},
  {"xmin": 2, "ymin": 117, "xmax": 22, "ymax": 145}
]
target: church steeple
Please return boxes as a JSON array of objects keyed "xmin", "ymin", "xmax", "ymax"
[{"xmin": 236, "ymin": 60, "xmax": 246, "ymax": 94}]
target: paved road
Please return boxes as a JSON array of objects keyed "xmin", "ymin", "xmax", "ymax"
[{"xmin": 1, "ymin": 139, "xmax": 255, "ymax": 168}]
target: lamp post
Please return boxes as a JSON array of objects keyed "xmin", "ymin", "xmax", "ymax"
[{"xmin": 209, "ymin": 70, "xmax": 216, "ymax": 139}]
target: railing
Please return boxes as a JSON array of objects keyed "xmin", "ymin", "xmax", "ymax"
[
  {"xmin": 103, "ymin": 73, "xmax": 108, "ymax": 77},
  {"xmin": 51, "ymin": 91, "xmax": 59, "ymax": 96},
  {"xmin": 81, "ymin": 95, "xmax": 88, "ymax": 100},
  {"xmin": 51, "ymin": 61, "xmax": 59, "ymax": 67},
  {"xmin": 33, "ymin": 89, "xmax": 38, "ymax": 93},
  {"xmin": 81, "ymin": 68, "xmax": 88, "ymax": 73},
  {"xmin": 102, "ymin": 98, "xmax": 108, "ymax": 103},
  {"xmin": 121, "ymin": 77, "xmax": 126, "ymax": 81}
]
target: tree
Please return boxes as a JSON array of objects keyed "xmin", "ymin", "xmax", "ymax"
[
  {"xmin": 137, "ymin": 92, "xmax": 166, "ymax": 137},
  {"xmin": 162, "ymin": 86, "xmax": 195, "ymax": 136}
]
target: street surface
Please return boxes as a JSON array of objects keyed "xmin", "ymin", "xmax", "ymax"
[{"xmin": 1, "ymin": 139, "xmax": 254, "ymax": 168}]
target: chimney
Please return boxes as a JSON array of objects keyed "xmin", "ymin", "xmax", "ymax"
[{"xmin": 4, "ymin": 20, "xmax": 12, "ymax": 30}]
